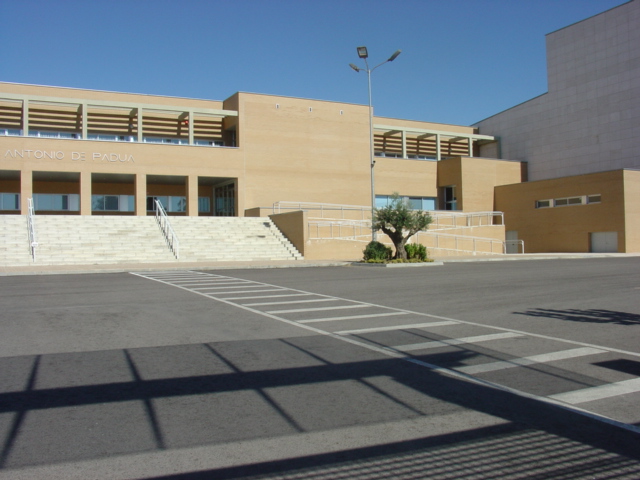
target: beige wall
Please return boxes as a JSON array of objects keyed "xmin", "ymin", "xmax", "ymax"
[
  {"xmin": 438, "ymin": 157, "xmax": 524, "ymax": 211},
  {"xmin": 623, "ymin": 170, "xmax": 640, "ymax": 252},
  {"xmin": 495, "ymin": 170, "xmax": 629, "ymax": 253}
]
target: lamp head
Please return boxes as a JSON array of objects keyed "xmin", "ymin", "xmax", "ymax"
[
  {"xmin": 388, "ymin": 50, "xmax": 402, "ymax": 62},
  {"xmin": 356, "ymin": 46, "xmax": 368, "ymax": 59},
  {"xmin": 349, "ymin": 63, "xmax": 361, "ymax": 72}
]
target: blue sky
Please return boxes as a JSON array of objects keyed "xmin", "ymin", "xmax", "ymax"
[{"xmin": 0, "ymin": 0, "xmax": 627, "ymax": 125}]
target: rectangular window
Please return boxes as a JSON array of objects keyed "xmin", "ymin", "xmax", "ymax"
[
  {"xmin": 587, "ymin": 194, "xmax": 601, "ymax": 204},
  {"xmin": 535, "ymin": 200, "xmax": 551, "ymax": 209},
  {"xmin": 555, "ymin": 196, "xmax": 583, "ymax": 207},
  {"xmin": 147, "ymin": 196, "xmax": 186, "ymax": 212},
  {"xmin": 198, "ymin": 197, "xmax": 211, "ymax": 212},
  {"xmin": 0, "ymin": 193, "xmax": 20, "ymax": 210},
  {"xmin": 34, "ymin": 194, "xmax": 79, "ymax": 211},
  {"xmin": 376, "ymin": 195, "xmax": 436, "ymax": 211}
]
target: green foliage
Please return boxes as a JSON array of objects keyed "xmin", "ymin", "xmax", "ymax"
[
  {"xmin": 405, "ymin": 243, "xmax": 427, "ymax": 261},
  {"xmin": 363, "ymin": 241, "xmax": 392, "ymax": 262},
  {"xmin": 373, "ymin": 193, "xmax": 433, "ymax": 260}
]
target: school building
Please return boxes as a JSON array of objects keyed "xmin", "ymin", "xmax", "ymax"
[{"xmin": 0, "ymin": 0, "xmax": 638, "ymax": 263}]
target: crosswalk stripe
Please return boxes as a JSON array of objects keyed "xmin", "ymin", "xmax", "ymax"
[
  {"xmin": 549, "ymin": 377, "xmax": 640, "ymax": 405},
  {"xmin": 393, "ymin": 332, "xmax": 524, "ymax": 352},
  {"xmin": 454, "ymin": 347, "xmax": 606, "ymax": 374},
  {"xmin": 334, "ymin": 321, "xmax": 459, "ymax": 335},
  {"xmin": 243, "ymin": 298, "xmax": 338, "ymax": 306},
  {"xmin": 267, "ymin": 304, "xmax": 371, "ymax": 314},
  {"xmin": 299, "ymin": 312, "xmax": 409, "ymax": 324}
]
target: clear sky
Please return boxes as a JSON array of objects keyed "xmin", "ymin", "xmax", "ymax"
[{"xmin": 0, "ymin": 0, "xmax": 628, "ymax": 126}]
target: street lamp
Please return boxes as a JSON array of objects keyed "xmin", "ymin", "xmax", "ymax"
[{"xmin": 350, "ymin": 46, "xmax": 401, "ymax": 241}]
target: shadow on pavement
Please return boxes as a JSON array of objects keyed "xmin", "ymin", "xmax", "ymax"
[{"xmin": 0, "ymin": 335, "xmax": 639, "ymax": 477}]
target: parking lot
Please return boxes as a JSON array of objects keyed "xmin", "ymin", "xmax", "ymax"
[{"xmin": 0, "ymin": 257, "xmax": 639, "ymax": 479}]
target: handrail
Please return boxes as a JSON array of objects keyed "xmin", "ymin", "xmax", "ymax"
[
  {"xmin": 154, "ymin": 199, "xmax": 180, "ymax": 259},
  {"xmin": 27, "ymin": 198, "xmax": 38, "ymax": 261},
  {"xmin": 273, "ymin": 201, "xmax": 371, "ymax": 219}
]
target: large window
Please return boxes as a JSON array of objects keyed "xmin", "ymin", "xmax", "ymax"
[
  {"xmin": 92, "ymin": 195, "xmax": 135, "ymax": 212},
  {"xmin": 147, "ymin": 196, "xmax": 186, "ymax": 213},
  {"xmin": 375, "ymin": 195, "xmax": 436, "ymax": 211},
  {"xmin": 33, "ymin": 194, "xmax": 79, "ymax": 211},
  {"xmin": 0, "ymin": 193, "xmax": 20, "ymax": 210}
]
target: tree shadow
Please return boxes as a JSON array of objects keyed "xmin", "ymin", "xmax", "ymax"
[{"xmin": 513, "ymin": 308, "xmax": 640, "ymax": 326}]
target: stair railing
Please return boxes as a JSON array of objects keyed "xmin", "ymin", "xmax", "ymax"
[
  {"xmin": 27, "ymin": 198, "xmax": 38, "ymax": 261},
  {"xmin": 154, "ymin": 199, "xmax": 180, "ymax": 259}
]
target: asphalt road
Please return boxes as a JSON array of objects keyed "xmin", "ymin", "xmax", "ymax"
[{"xmin": 0, "ymin": 257, "xmax": 639, "ymax": 479}]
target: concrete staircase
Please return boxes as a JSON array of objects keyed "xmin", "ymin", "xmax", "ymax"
[
  {"xmin": 0, "ymin": 216, "xmax": 35, "ymax": 266},
  {"xmin": 0, "ymin": 215, "xmax": 302, "ymax": 267},
  {"xmin": 169, "ymin": 217, "xmax": 303, "ymax": 262}
]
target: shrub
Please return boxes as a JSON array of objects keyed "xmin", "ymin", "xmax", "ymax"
[
  {"xmin": 405, "ymin": 243, "xmax": 427, "ymax": 261},
  {"xmin": 363, "ymin": 241, "xmax": 392, "ymax": 262}
]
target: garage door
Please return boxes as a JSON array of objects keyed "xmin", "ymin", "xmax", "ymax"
[{"xmin": 590, "ymin": 232, "xmax": 618, "ymax": 253}]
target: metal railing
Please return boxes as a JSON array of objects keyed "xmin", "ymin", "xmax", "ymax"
[
  {"xmin": 273, "ymin": 201, "xmax": 372, "ymax": 220},
  {"xmin": 413, "ymin": 231, "xmax": 506, "ymax": 256},
  {"xmin": 308, "ymin": 219, "xmax": 372, "ymax": 240},
  {"xmin": 154, "ymin": 199, "xmax": 180, "ymax": 259},
  {"xmin": 430, "ymin": 211, "xmax": 504, "ymax": 229},
  {"xmin": 27, "ymin": 198, "xmax": 38, "ymax": 261}
]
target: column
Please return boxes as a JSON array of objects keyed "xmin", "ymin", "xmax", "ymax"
[
  {"xmin": 79, "ymin": 171, "xmax": 92, "ymax": 215},
  {"xmin": 436, "ymin": 134, "xmax": 441, "ymax": 161},
  {"xmin": 20, "ymin": 170, "xmax": 33, "ymax": 214},
  {"xmin": 186, "ymin": 175, "xmax": 199, "ymax": 217},
  {"xmin": 401, "ymin": 130, "xmax": 407, "ymax": 158},
  {"xmin": 135, "ymin": 173, "xmax": 147, "ymax": 216}
]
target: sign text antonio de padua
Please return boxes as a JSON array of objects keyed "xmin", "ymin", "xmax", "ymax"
[{"xmin": 4, "ymin": 149, "xmax": 135, "ymax": 163}]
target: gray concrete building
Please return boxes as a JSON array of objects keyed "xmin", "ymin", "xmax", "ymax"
[{"xmin": 475, "ymin": 0, "xmax": 639, "ymax": 181}]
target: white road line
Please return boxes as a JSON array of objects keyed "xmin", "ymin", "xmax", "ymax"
[
  {"xmin": 394, "ymin": 332, "xmax": 524, "ymax": 352},
  {"xmin": 299, "ymin": 312, "xmax": 410, "ymax": 324},
  {"xmin": 243, "ymin": 298, "xmax": 338, "ymax": 307},
  {"xmin": 455, "ymin": 347, "xmax": 607, "ymax": 375},
  {"xmin": 267, "ymin": 304, "xmax": 371, "ymax": 314},
  {"xmin": 193, "ymin": 284, "xmax": 259, "ymax": 291},
  {"xmin": 223, "ymin": 293, "xmax": 314, "ymax": 301},
  {"xmin": 209, "ymin": 288, "xmax": 286, "ymax": 296},
  {"xmin": 549, "ymin": 378, "xmax": 640, "ymax": 405},
  {"xmin": 335, "ymin": 321, "xmax": 459, "ymax": 335},
  {"xmin": 130, "ymin": 271, "xmax": 640, "ymax": 435}
]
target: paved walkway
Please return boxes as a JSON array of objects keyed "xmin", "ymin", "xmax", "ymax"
[{"xmin": 1, "ymin": 253, "xmax": 639, "ymax": 276}]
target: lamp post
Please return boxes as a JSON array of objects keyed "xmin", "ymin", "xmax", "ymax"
[{"xmin": 350, "ymin": 46, "xmax": 401, "ymax": 242}]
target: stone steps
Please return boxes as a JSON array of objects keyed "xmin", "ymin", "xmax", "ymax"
[{"xmin": 0, "ymin": 215, "xmax": 303, "ymax": 266}]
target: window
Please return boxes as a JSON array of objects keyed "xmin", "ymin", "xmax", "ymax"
[
  {"xmin": 587, "ymin": 194, "xmax": 601, "ymax": 204},
  {"xmin": 0, "ymin": 193, "xmax": 20, "ymax": 210},
  {"xmin": 535, "ymin": 200, "xmax": 551, "ymax": 209},
  {"xmin": 375, "ymin": 195, "xmax": 436, "ymax": 211},
  {"xmin": 555, "ymin": 196, "xmax": 583, "ymax": 207},
  {"xmin": 198, "ymin": 197, "xmax": 211, "ymax": 213},
  {"xmin": 442, "ymin": 186, "xmax": 457, "ymax": 211},
  {"xmin": 92, "ymin": 195, "xmax": 135, "ymax": 212},
  {"xmin": 33, "ymin": 194, "xmax": 79, "ymax": 211},
  {"xmin": 147, "ymin": 196, "xmax": 186, "ymax": 212}
]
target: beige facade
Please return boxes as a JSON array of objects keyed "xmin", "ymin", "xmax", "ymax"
[
  {"xmin": 1, "ymin": 75, "xmax": 637, "ymax": 257},
  {"xmin": 495, "ymin": 170, "xmax": 640, "ymax": 253}
]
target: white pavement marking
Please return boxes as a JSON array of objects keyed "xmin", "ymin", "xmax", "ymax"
[
  {"xmin": 335, "ymin": 321, "xmax": 459, "ymax": 335},
  {"xmin": 130, "ymin": 271, "xmax": 640, "ymax": 434},
  {"xmin": 243, "ymin": 298, "xmax": 338, "ymax": 306},
  {"xmin": 549, "ymin": 378, "xmax": 640, "ymax": 405},
  {"xmin": 455, "ymin": 347, "xmax": 607, "ymax": 375},
  {"xmin": 393, "ymin": 332, "xmax": 524, "ymax": 352},
  {"xmin": 267, "ymin": 304, "xmax": 371, "ymax": 314},
  {"xmin": 223, "ymin": 293, "xmax": 313, "ymax": 300},
  {"xmin": 210, "ymin": 288, "xmax": 286, "ymax": 295},
  {"xmin": 299, "ymin": 312, "xmax": 410, "ymax": 323}
]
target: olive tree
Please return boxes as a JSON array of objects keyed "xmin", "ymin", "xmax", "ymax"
[{"xmin": 372, "ymin": 193, "xmax": 432, "ymax": 260}]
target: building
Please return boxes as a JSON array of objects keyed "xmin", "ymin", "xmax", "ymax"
[
  {"xmin": 0, "ymin": 0, "xmax": 638, "ymax": 261},
  {"xmin": 475, "ymin": 0, "xmax": 639, "ymax": 253}
]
